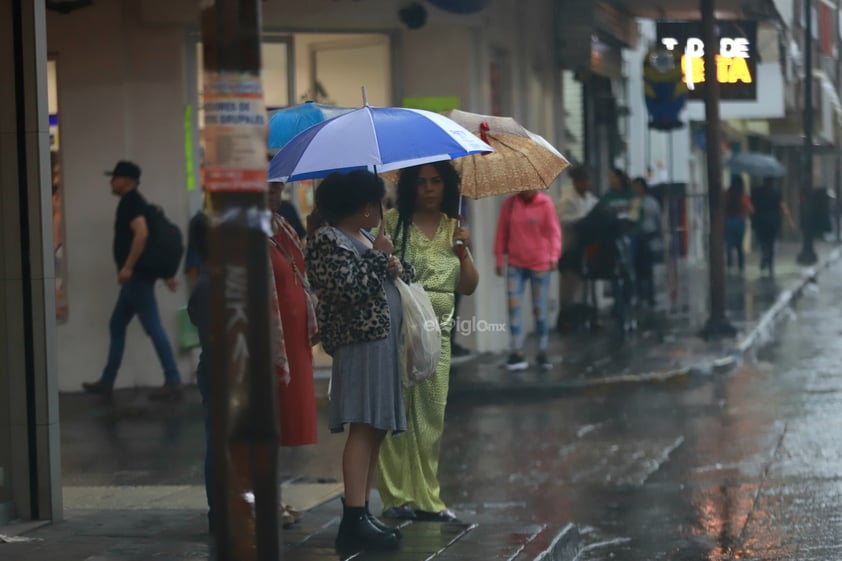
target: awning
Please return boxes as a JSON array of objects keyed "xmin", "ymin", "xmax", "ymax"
[{"xmin": 610, "ymin": 0, "xmax": 779, "ymax": 19}]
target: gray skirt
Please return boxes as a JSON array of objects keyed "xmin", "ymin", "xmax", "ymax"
[{"xmin": 329, "ymin": 277, "xmax": 405, "ymax": 434}]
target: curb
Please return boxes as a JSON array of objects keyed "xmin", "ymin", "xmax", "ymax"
[{"xmin": 733, "ymin": 247, "xmax": 842, "ymax": 359}]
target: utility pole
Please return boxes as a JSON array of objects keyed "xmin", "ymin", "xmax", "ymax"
[
  {"xmin": 798, "ymin": 0, "xmax": 818, "ymax": 264},
  {"xmin": 700, "ymin": 0, "xmax": 736, "ymax": 338},
  {"xmin": 200, "ymin": 2, "xmax": 280, "ymax": 560}
]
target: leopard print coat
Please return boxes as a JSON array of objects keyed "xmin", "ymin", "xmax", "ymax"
[{"xmin": 305, "ymin": 226, "xmax": 414, "ymax": 356}]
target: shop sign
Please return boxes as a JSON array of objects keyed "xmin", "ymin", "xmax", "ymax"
[{"xmin": 656, "ymin": 21, "xmax": 758, "ymax": 101}]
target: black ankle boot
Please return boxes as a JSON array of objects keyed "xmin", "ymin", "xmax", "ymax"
[
  {"xmin": 365, "ymin": 501, "xmax": 402, "ymax": 539},
  {"xmin": 335, "ymin": 504, "xmax": 400, "ymax": 552}
]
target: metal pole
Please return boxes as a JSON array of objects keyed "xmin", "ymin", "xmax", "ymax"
[
  {"xmin": 700, "ymin": 0, "xmax": 736, "ymax": 337},
  {"xmin": 798, "ymin": 0, "xmax": 818, "ymax": 264},
  {"xmin": 836, "ymin": 151, "xmax": 841, "ymax": 243},
  {"xmin": 200, "ymin": 2, "xmax": 280, "ymax": 561}
]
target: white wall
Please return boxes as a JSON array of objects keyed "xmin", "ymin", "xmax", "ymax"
[
  {"xmin": 48, "ymin": 2, "xmax": 192, "ymax": 391},
  {"xmin": 293, "ymin": 33, "xmax": 391, "ymax": 107},
  {"xmin": 47, "ymin": 0, "xmax": 565, "ymax": 384}
]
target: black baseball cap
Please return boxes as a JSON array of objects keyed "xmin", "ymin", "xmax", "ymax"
[{"xmin": 105, "ymin": 160, "xmax": 141, "ymax": 181}]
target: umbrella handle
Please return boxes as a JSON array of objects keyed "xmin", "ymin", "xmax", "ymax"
[{"xmin": 455, "ymin": 193, "xmax": 465, "ymax": 257}]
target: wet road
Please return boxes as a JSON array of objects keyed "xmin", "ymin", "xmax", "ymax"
[
  {"xmin": 56, "ymin": 258, "xmax": 842, "ymax": 560},
  {"xmin": 441, "ymin": 262, "xmax": 842, "ymax": 560}
]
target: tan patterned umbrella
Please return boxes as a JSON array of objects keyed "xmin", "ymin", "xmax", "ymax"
[{"xmin": 441, "ymin": 110, "xmax": 570, "ymax": 199}]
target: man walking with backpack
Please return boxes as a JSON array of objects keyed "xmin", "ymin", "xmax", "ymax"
[{"xmin": 82, "ymin": 161, "xmax": 183, "ymax": 401}]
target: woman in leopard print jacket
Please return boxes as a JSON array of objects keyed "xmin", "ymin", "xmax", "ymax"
[
  {"xmin": 304, "ymin": 170, "xmax": 414, "ymax": 553},
  {"xmin": 306, "ymin": 225, "xmax": 413, "ymax": 355}
]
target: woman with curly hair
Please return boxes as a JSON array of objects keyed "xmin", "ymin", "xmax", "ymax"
[
  {"xmin": 305, "ymin": 170, "xmax": 414, "ymax": 552},
  {"xmin": 377, "ymin": 161, "xmax": 479, "ymax": 522}
]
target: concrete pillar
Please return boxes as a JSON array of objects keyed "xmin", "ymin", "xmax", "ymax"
[{"xmin": 0, "ymin": 0, "xmax": 62, "ymax": 522}]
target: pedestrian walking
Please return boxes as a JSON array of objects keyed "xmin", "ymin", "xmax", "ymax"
[
  {"xmin": 751, "ymin": 178, "xmax": 795, "ymax": 276},
  {"xmin": 494, "ymin": 189, "xmax": 561, "ymax": 370},
  {"xmin": 630, "ymin": 177, "xmax": 662, "ymax": 307},
  {"xmin": 82, "ymin": 161, "xmax": 182, "ymax": 400},
  {"xmin": 724, "ymin": 176, "xmax": 753, "ymax": 274},
  {"xmin": 305, "ymin": 171, "xmax": 413, "ymax": 553},
  {"xmin": 377, "ymin": 161, "xmax": 479, "ymax": 523}
]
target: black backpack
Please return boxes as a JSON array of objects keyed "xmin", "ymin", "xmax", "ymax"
[{"xmin": 136, "ymin": 204, "xmax": 185, "ymax": 279}]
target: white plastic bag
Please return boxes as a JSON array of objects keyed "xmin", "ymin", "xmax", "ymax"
[{"xmin": 394, "ymin": 278, "xmax": 441, "ymax": 386}]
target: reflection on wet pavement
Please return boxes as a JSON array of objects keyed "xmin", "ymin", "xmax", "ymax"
[
  {"xmin": 441, "ymin": 260, "xmax": 842, "ymax": 560},
  {"xmin": 51, "ymin": 248, "xmax": 842, "ymax": 560}
]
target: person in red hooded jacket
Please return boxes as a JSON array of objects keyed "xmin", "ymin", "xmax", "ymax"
[{"xmin": 494, "ymin": 190, "xmax": 562, "ymax": 371}]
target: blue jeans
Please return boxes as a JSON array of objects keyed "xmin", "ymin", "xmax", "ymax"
[
  {"xmin": 507, "ymin": 266, "xmax": 551, "ymax": 352},
  {"xmin": 100, "ymin": 276, "xmax": 181, "ymax": 386},
  {"xmin": 725, "ymin": 216, "xmax": 746, "ymax": 271}
]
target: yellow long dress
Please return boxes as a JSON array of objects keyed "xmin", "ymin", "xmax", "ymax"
[{"xmin": 377, "ymin": 208, "xmax": 460, "ymax": 514}]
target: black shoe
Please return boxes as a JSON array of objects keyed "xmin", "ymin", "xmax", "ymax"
[
  {"xmin": 414, "ymin": 508, "xmax": 461, "ymax": 523},
  {"xmin": 382, "ymin": 505, "xmax": 416, "ymax": 520},
  {"xmin": 148, "ymin": 383, "xmax": 184, "ymax": 402},
  {"xmin": 505, "ymin": 353, "xmax": 528, "ymax": 371},
  {"xmin": 335, "ymin": 505, "xmax": 399, "ymax": 553},
  {"xmin": 536, "ymin": 352, "xmax": 552, "ymax": 370},
  {"xmin": 365, "ymin": 501, "xmax": 401, "ymax": 539},
  {"xmin": 82, "ymin": 381, "xmax": 113, "ymax": 396}
]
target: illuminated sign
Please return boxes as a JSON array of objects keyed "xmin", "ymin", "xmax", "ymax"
[{"xmin": 656, "ymin": 21, "xmax": 758, "ymax": 101}]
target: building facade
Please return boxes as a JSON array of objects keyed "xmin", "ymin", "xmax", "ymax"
[{"xmin": 2, "ymin": 0, "xmax": 571, "ymax": 523}]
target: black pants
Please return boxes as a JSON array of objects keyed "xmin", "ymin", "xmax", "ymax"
[
  {"xmin": 758, "ymin": 236, "xmax": 776, "ymax": 274},
  {"xmin": 634, "ymin": 234, "xmax": 656, "ymax": 306}
]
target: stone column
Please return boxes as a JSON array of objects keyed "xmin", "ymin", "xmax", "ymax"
[{"xmin": 0, "ymin": 0, "xmax": 62, "ymax": 522}]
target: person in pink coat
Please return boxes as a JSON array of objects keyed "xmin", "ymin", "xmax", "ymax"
[{"xmin": 494, "ymin": 190, "xmax": 562, "ymax": 371}]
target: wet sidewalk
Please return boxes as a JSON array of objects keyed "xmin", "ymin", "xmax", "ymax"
[
  {"xmin": 3, "ymin": 240, "xmax": 840, "ymax": 561},
  {"xmin": 449, "ymin": 239, "xmax": 842, "ymax": 402}
]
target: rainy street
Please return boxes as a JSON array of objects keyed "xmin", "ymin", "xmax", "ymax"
[
  {"xmin": 39, "ymin": 257, "xmax": 842, "ymax": 561},
  {"xmin": 438, "ymin": 260, "xmax": 842, "ymax": 561}
]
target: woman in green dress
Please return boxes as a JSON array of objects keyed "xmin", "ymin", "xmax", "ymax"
[{"xmin": 378, "ymin": 161, "xmax": 480, "ymax": 521}]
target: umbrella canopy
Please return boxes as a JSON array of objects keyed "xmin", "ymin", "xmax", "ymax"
[
  {"xmin": 441, "ymin": 110, "xmax": 570, "ymax": 199},
  {"xmin": 267, "ymin": 101, "xmax": 355, "ymax": 150},
  {"xmin": 268, "ymin": 105, "xmax": 493, "ymax": 182},
  {"xmin": 729, "ymin": 153, "xmax": 785, "ymax": 178},
  {"xmin": 442, "ymin": 109, "xmax": 530, "ymax": 136}
]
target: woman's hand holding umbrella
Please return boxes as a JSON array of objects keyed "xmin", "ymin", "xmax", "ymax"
[
  {"xmin": 453, "ymin": 221, "xmax": 471, "ymax": 261},
  {"xmin": 373, "ymin": 224, "xmax": 395, "ymax": 255},
  {"xmin": 453, "ymin": 224, "xmax": 470, "ymax": 247}
]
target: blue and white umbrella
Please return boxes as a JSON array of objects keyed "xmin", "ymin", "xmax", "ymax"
[
  {"xmin": 268, "ymin": 105, "xmax": 494, "ymax": 182},
  {"xmin": 267, "ymin": 101, "xmax": 355, "ymax": 150}
]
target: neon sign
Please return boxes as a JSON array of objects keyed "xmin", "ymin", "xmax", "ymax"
[{"xmin": 656, "ymin": 21, "xmax": 758, "ymax": 101}]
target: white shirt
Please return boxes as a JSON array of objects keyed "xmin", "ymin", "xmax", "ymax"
[
  {"xmin": 557, "ymin": 187, "xmax": 598, "ymax": 250},
  {"xmin": 557, "ymin": 187, "xmax": 598, "ymax": 226}
]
